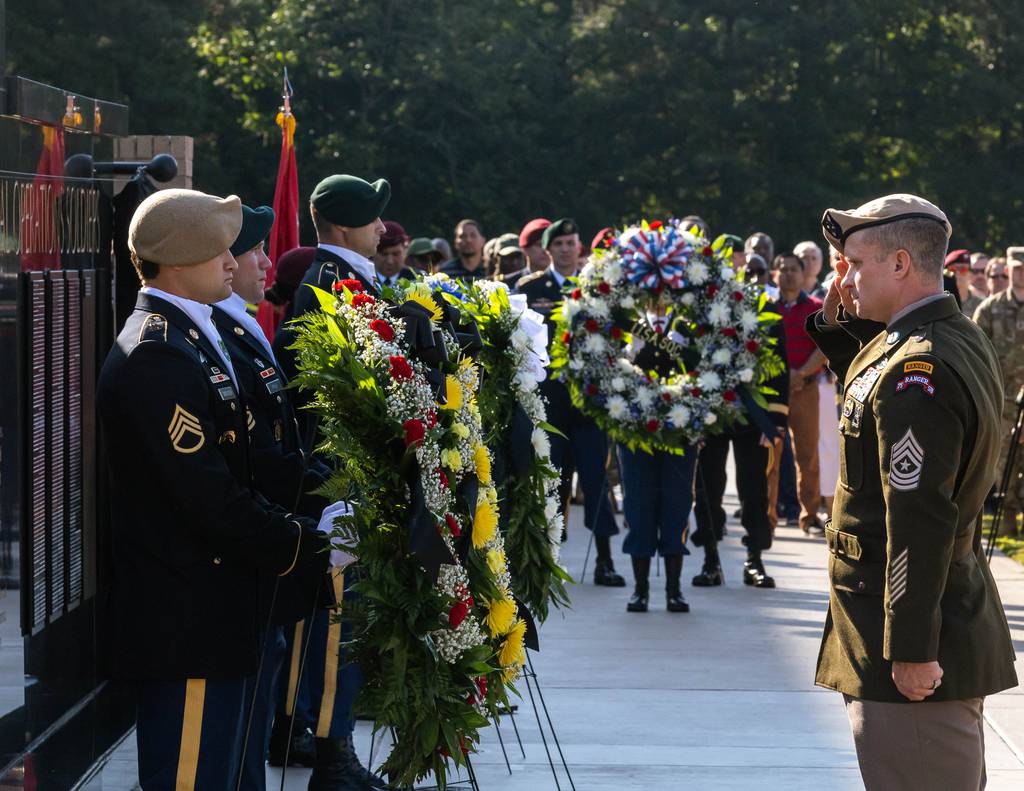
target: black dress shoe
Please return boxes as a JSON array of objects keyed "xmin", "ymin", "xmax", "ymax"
[
  {"xmin": 627, "ymin": 557, "xmax": 650, "ymax": 612},
  {"xmin": 743, "ymin": 558, "xmax": 776, "ymax": 588},
  {"xmin": 666, "ymin": 589, "xmax": 690, "ymax": 612},
  {"xmin": 663, "ymin": 555, "xmax": 690, "ymax": 612},
  {"xmin": 594, "ymin": 559, "xmax": 626, "ymax": 587},
  {"xmin": 268, "ymin": 716, "xmax": 316, "ymax": 767},
  {"xmin": 308, "ymin": 735, "xmax": 392, "ymax": 791},
  {"xmin": 691, "ymin": 565, "xmax": 723, "ymax": 587}
]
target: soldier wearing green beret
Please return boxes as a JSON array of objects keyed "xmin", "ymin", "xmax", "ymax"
[{"xmin": 808, "ymin": 193, "xmax": 1017, "ymax": 790}]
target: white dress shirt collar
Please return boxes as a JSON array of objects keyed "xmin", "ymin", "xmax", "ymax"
[
  {"xmin": 318, "ymin": 243, "xmax": 377, "ymax": 287},
  {"xmin": 214, "ymin": 292, "xmax": 276, "ymax": 364},
  {"xmin": 140, "ymin": 286, "xmax": 236, "ymax": 385}
]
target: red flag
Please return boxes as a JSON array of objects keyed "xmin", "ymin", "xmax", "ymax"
[
  {"xmin": 20, "ymin": 125, "xmax": 66, "ymax": 271},
  {"xmin": 257, "ymin": 103, "xmax": 300, "ymax": 339}
]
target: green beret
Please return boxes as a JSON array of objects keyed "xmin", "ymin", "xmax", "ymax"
[
  {"xmin": 311, "ymin": 174, "xmax": 391, "ymax": 228},
  {"xmin": 230, "ymin": 204, "xmax": 275, "ymax": 257},
  {"xmin": 129, "ymin": 188, "xmax": 241, "ymax": 267},
  {"xmin": 542, "ymin": 218, "xmax": 578, "ymax": 249}
]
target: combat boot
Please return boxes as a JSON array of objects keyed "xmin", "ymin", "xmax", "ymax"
[
  {"xmin": 691, "ymin": 564, "xmax": 723, "ymax": 587},
  {"xmin": 627, "ymin": 556, "xmax": 650, "ymax": 612},
  {"xmin": 268, "ymin": 715, "xmax": 316, "ymax": 767},
  {"xmin": 593, "ymin": 558, "xmax": 626, "ymax": 587},
  {"xmin": 308, "ymin": 735, "xmax": 391, "ymax": 791},
  {"xmin": 663, "ymin": 555, "xmax": 690, "ymax": 613},
  {"xmin": 743, "ymin": 555, "xmax": 776, "ymax": 589}
]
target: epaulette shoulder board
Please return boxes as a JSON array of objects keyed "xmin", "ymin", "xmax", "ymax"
[
  {"xmin": 137, "ymin": 313, "xmax": 169, "ymax": 345},
  {"xmin": 516, "ymin": 270, "xmax": 546, "ymax": 289}
]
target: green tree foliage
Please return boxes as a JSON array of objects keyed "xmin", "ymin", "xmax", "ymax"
[{"xmin": 6, "ymin": 1, "xmax": 1023, "ymax": 251}]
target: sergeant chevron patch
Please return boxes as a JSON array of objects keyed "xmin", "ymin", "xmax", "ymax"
[
  {"xmin": 890, "ymin": 547, "xmax": 909, "ymax": 604},
  {"xmin": 889, "ymin": 427, "xmax": 924, "ymax": 491},
  {"xmin": 168, "ymin": 405, "xmax": 205, "ymax": 454}
]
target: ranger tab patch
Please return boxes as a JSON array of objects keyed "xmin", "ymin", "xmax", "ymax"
[
  {"xmin": 889, "ymin": 427, "xmax": 924, "ymax": 491},
  {"xmin": 903, "ymin": 360, "xmax": 934, "ymax": 374}
]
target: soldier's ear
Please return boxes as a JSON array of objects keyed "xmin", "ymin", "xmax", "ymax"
[{"xmin": 892, "ymin": 249, "xmax": 913, "ymax": 280}]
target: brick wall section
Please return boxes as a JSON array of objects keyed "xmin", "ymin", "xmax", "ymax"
[{"xmin": 112, "ymin": 135, "xmax": 194, "ymax": 192}]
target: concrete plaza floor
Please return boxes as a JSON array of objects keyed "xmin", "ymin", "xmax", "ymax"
[{"xmin": 266, "ymin": 493, "xmax": 1024, "ymax": 790}]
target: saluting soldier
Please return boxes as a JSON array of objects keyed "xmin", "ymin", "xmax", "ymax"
[
  {"xmin": 224, "ymin": 205, "xmax": 389, "ymax": 790},
  {"xmin": 97, "ymin": 190, "xmax": 331, "ymax": 790},
  {"xmin": 807, "ymin": 194, "xmax": 1017, "ymax": 790},
  {"xmin": 516, "ymin": 219, "xmax": 624, "ymax": 586}
]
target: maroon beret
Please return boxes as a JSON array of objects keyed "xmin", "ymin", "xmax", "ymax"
[
  {"xmin": 944, "ymin": 248, "xmax": 970, "ymax": 268},
  {"xmin": 518, "ymin": 218, "xmax": 551, "ymax": 248},
  {"xmin": 274, "ymin": 246, "xmax": 318, "ymax": 290},
  {"xmin": 590, "ymin": 227, "xmax": 615, "ymax": 252},
  {"xmin": 380, "ymin": 220, "xmax": 409, "ymax": 249}
]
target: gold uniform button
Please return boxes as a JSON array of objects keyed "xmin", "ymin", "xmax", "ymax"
[
  {"xmin": 857, "ymin": 581, "xmax": 866, "ymax": 591},
  {"xmin": 230, "ymin": 402, "xmax": 237, "ymax": 411},
  {"xmin": 213, "ymin": 556, "xmax": 222, "ymax": 565},
  {"xmin": 234, "ymin": 326, "xmax": 245, "ymax": 335}
]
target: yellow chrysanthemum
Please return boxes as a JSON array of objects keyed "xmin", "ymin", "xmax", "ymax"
[
  {"xmin": 472, "ymin": 499, "xmax": 498, "ymax": 549},
  {"xmin": 499, "ymin": 618, "xmax": 527, "ymax": 667},
  {"xmin": 486, "ymin": 593, "xmax": 517, "ymax": 637},
  {"xmin": 406, "ymin": 291, "xmax": 443, "ymax": 321},
  {"xmin": 440, "ymin": 448, "xmax": 462, "ymax": 472},
  {"xmin": 439, "ymin": 375, "xmax": 463, "ymax": 411},
  {"xmin": 483, "ymin": 485, "xmax": 498, "ymax": 506},
  {"xmin": 452, "ymin": 422, "xmax": 470, "ymax": 439},
  {"xmin": 474, "ymin": 444, "xmax": 492, "ymax": 484},
  {"xmin": 486, "ymin": 549, "xmax": 506, "ymax": 576}
]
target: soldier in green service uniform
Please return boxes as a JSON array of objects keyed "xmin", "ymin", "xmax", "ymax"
[
  {"xmin": 972, "ymin": 248, "xmax": 1024, "ymax": 537},
  {"xmin": 806, "ymin": 194, "xmax": 1017, "ymax": 790}
]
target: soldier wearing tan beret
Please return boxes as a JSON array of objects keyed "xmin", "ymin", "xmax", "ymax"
[
  {"xmin": 807, "ymin": 193, "xmax": 1017, "ymax": 790},
  {"xmin": 97, "ymin": 189, "xmax": 332, "ymax": 789}
]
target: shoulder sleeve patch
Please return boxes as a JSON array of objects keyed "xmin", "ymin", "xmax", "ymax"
[
  {"xmin": 168, "ymin": 404, "xmax": 205, "ymax": 454},
  {"xmin": 137, "ymin": 314, "xmax": 169, "ymax": 345}
]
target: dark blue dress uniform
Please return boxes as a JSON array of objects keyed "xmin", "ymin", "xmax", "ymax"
[
  {"xmin": 515, "ymin": 268, "xmax": 620, "ymax": 544},
  {"xmin": 97, "ymin": 292, "xmax": 329, "ymax": 790}
]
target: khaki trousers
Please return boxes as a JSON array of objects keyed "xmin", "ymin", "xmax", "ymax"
[
  {"xmin": 787, "ymin": 380, "xmax": 820, "ymax": 529},
  {"xmin": 844, "ymin": 695, "xmax": 986, "ymax": 791}
]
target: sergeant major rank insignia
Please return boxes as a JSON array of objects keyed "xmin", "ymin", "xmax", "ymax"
[
  {"xmin": 168, "ymin": 404, "xmax": 205, "ymax": 454},
  {"xmin": 889, "ymin": 427, "xmax": 924, "ymax": 491}
]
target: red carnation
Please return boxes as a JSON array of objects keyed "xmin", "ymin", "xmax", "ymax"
[
  {"xmin": 438, "ymin": 469, "xmax": 449, "ymax": 488},
  {"xmin": 445, "ymin": 514, "xmax": 461, "ymax": 537},
  {"xmin": 585, "ymin": 318, "xmax": 600, "ymax": 333},
  {"xmin": 733, "ymin": 291, "xmax": 744, "ymax": 302},
  {"xmin": 662, "ymin": 392, "xmax": 672, "ymax": 402},
  {"xmin": 571, "ymin": 288, "xmax": 581, "ymax": 300},
  {"xmin": 332, "ymin": 281, "xmax": 345, "ymax": 293},
  {"xmin": 722, "ymin": 327, "xmax": 737, "ymax": 337},
  {"xmin": 611, "ymin": 326, "xmax": 623, "ymax": 340},
  {"xmin": 586, "ymin": 383, "xmax": 599, "ymax": 396},
  {"xmin": 690, "ymin": 370, "xmax": 699, "ymax": 378},
  {"xmin": 339, "ymin": 278, "xmax": 364, "ymax": 293},
  {"xmin": 389, "ymin": 355, "xmax": 413, "ymax": 380},
  {"xmin": 371, "ymin": 318, "xmax": 395, "ymax": 342},
  {"xmin": 745, "ymin": 340, "xmax": 759, "ymax": 353},
  {"xmin": 352, "ymin": 293, "xmax": 376, "ymax": 309},
  {"xmin": 403, "ymin": 418, "xmax": 425, "ymax": 447},
  {"xmin": 706, "ymin": 284, "xmax": 719, "ymax": 298},
  {"xmin": 467, "ymin": 692, "xmax": 477, "ymax": 705},
  {"xmin": 691, "ymin": 387, "xmax": 702, "ymax": 397},
  {"xmin": 448, "ymin": 600, "xmax": 469, "ymax": 629},
  {"xmin": 650, "ymin": 221, "xmax": 664, "ymax": 230},
  {"xmin": 723, "ymin": 389, "xmax": 737, "ymax": 403},
  {"xmin": 562, "ymin": 331, "xmax": 572, "ymax": 344},
  {"xmin": 598, "ymin": 282, "xmax": 611, "ymax": 294},
  {"xmin": 702, "ymin": 246, "xmax": 713, "ymax": 256},
  {"xmin": 646, "ymin": 419, "xmax": 660, "ymax": 433},
  {"xmin": 476, "ymin": 676, "xmax": 488, "ymax": 697},
  {"xmin": 696, "ymin": 325, "xmax": 706, "ymax": 337}
]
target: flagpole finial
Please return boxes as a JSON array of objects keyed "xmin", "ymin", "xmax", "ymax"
[{"xmin": 280, "ymin": 67, "xmax": 294, "ymax": 117}]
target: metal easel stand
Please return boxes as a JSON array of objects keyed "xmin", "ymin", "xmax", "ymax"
[
  {"xmin": 367, "ymin": 726, "xmax": 480, "ymax": 791},
  {"xmin": 986, "ymin": 386, "xmax": 1024, "ymax": 562},
  {"xmin": 516, "ymin": 651, "xmax": 577, "ymax": 791}
]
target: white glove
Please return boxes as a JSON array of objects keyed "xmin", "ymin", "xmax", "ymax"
[{"xmin": 318, "ymin": 500, "xmax": 357, "ymax": 569}]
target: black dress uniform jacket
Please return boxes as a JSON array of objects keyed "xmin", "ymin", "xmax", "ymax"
[
  {"xmin": 808, "ymin": 294, "xmax": 1017, "ymax": 702},
  {"xmin": 97, "ymin": 293, "xmax": 328, "ymax": 681}
]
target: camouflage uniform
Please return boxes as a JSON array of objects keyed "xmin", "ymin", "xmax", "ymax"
[{"xmin": 973, "ymin": 290, "xmax": 1024, "ymax": 535}]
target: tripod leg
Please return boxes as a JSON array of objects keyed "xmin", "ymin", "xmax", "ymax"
[
  {"xmin": 493, "ymin": 715, "xmax": 512, "ymax": 774},
  {"xmin": 507, "ymin": 702, "xmax": 526, "ymax": 759},
  {"xmin": 524, "ymin": 666, "xmax": 562, "ymax": 791},
  {"xmin": 527, "ymin": 652, "xmax": 577, "ymax": 791}
]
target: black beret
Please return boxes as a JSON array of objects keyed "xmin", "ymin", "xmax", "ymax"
[
  {"xmin": 542, "ymin": 218, "xmax": 578, "ymax": 249},
  {"xmin": 230, "ymin": 204, "xmax": 275, "ymax": 257},
  {"xmin": 310, "ymin": 174, "xmax": 391, "ymax": 228}
]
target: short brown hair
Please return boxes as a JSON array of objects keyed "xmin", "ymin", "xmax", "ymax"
[
  {"xmin": 130, "ymin": 252, "xmax": 160, "ymax": 282},
  {"xmin": 862, "ymin": 218, "xmax": 949, "ymax": 280},
  {"xmin": 455, "ymin": 219, "xmax": 483, "ymax": 237},
  {"xmin": 310, "ymin": 206, "xmax": 335, "ymax": 237}
]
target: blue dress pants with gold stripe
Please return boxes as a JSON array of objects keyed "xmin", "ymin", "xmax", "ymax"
[
  {"xmin": 136, "ymin": 677, "xmax": 246, "ymax": 790},
  {"xmin": 240, "ymin": 627, "xmax": 288, "ymax": 790},
  {"xmin": 280, "ymin": 569, "xmax": 359, "ymax": 739},
  {"xmin": 617, "ymin": 444, "xmax": 697, "ymax": 557}
]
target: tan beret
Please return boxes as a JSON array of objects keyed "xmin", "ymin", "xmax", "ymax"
[
  {"xmin": 129, "ymin": 189, "xmax": 242, "ymax": 267},
  {"xmin": 821, "ymin": 193, "xmax": 951, "ymax": 254}
]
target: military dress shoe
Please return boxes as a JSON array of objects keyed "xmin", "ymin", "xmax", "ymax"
[
  {"xmin": 691, "ymin": 565, "xmax": 723, "ymax": 587},
  {"xmin": 268, "ymin": 716, "xmax": 316, "ymax": 767},
  {"xmin": 593, "ymin": 559, "xmax": 626, "ymax": 587},
  {"xmin": 743, "ymin": 558, "xmax": 776, "ymax": 589},
  {"xmin": 308, "ymin": 735, "xmax": 391, "ymax": 791},
  {"xmin": 627, "ymin": 580, "xmax": 649, "ymax": 612}
]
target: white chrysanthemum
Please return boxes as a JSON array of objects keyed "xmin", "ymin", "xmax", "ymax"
[
  {"xmin": 531, "ymin": 428, "xmax": 551, "ymax": 459},
  {"xmin": 617, "ymin": 357, "xmax": 636, "ymax": 374},
  {"xmin": 568, "ymin": 357, "xmax": 584, "ymax": 371},
  {"xmin": 587, "ymin": 299, "xmax": 610, "ymax": 321},
  {"xmin": 708, "ymin": 302, "xmax": 731, "ymax": 326},
  {"xmin": 681, "ymin": 292, "xmax": 696, "ymax": 306},
  {"xmin": 544, "ymin": 496, "xmax": 559, "ymax": 521},
  {"xmin": 511, "ymin": 329, "xmax": 531, "ymax": 351},
  {"xmin": 739, "ymin": 368, "xmax": 754, "ymax": 383},
  {"xmin": 669, "ymin": 404, "xmax": 691, "ymax": 427},
  {"xmin": 698, "ymin": 371, "xmax": 722, "ymax": 391},
  {"xmin": 740, "ymin": 310, "xmax": 759, "ymax": 332},
  {"xmin": 712, "ymin": 348, "xmax": 732, "ymax": 366},
  {"xmin": 720, "ymin": 267, "xmax": 736, "ymax": 281},
  {"xmin": 604, "ymin": 259, "xmax": 623, "ymax": 284},
  {"xmin": 584, "ymin": 333, "xmax": 606, "ymax": 354},
  {"xmin": 687, "ymin": 261, "xmax": 709, "ymax": 285},
  {"xmin": 606, "ymin": 395, "xmax": 629, "ymax": 419},
  {"xmin": 611, "ymin": 376, "xmax": 626, "ymax": 392},
  {"xmin": 562, "ymin": 299, "xmax": 580, "ymax": 322},
  {"xmin": 635, "ymin": 387, "xmax": 656, "ymax": 409},
  {"xmin": 515, "ymin": 369, "xmax": 538, "ymax": 392},
  {"xmin": 620, "ymin": 294, "xmax": 635, "ymax": 310},
  {"xmin": 705, "ymin": 412, "xmax": 718, "ymax": 426},
  {"xmin": 547, "ymin": 518, "xmax": 563, "ymax": 546},
  {"xmin": 580, "ymin": 262, "xmax": 596, "ymax": 281}
]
